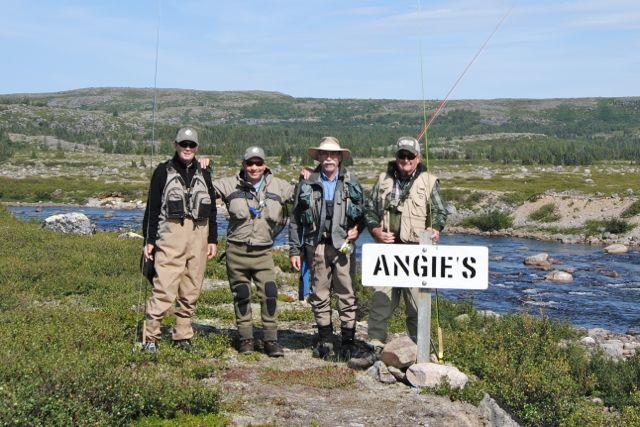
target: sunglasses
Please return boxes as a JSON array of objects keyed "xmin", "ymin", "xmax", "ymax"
[
  {"xmin": 396, "ymin": 152, "xmax": 416, "ymax": 160},
  {"xmin": 177, "ymin": 141, "xmax": 198, "ymax": 149},
  {"xmin": 245, "ymin": 159, "xmax": 264, "ymax": 167}
]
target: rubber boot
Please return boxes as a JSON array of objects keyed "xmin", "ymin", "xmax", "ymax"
[
  {"xmin": 339, "ymin": 327, "xmax": 356, "ymax": 361},
  {"xmin": 312, "ymin": 325, "xmax": 334, "ymax": 360}
]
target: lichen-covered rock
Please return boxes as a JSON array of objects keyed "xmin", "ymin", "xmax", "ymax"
[
  {"xmin": 42, "ymin": 212, "xmax": 95, "ymax": 235},
  {"xmin": 380, "ymin": 337, "xmax": 417, "ymax": 369},
  {"xmin": 406, "ymin": 363, "xmax": 469, "ymax": 389},
  {"xmin": 478, "ymin": 394, "xmax": 520, "ymax": 427}
]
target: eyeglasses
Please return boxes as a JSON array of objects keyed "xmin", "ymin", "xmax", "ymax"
[
  {"xmin": 318, "ymin": 151, "xmax": 342, "ymax": 158},
  {"xmin": 396, "ymin": 152, "xmax": 416, "ymax": 160},
  {"xmin": 245, "ymin": 159, "xmax": 264, "ymax": 167},
  {"xmin": 177, "ymin": 141, "xmax": 198, "ymax": 149}
]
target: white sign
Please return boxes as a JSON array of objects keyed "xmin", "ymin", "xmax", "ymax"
[{"xmin": 361, "ymin": 244, "xmax": 489, "ymax": 290}]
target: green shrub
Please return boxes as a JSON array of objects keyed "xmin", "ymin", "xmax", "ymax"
[
  {"xmin": 528, "ymin": 203, "xmax": 561, "ymax": 222},
  {"xmin": 461, "ymin": 210, "xmax": 513, "ymax": 231},
  {"xmin": 0, "ymin": 206, "xmax": 227, "ymax": 424},
  {"xmin": 441, "ymin": 189, "xmax": 482, "ymax": 209},
  {"xmin": 585, "ymin": 218, "xmax": 633, "ymax": 235},
  {"xmin": 499, "ymin": 192, "xmax": 527, "ymax": 206},
  {"xmin": 622, "ymin": 200, "xmax": 640, "ymax": 218}
]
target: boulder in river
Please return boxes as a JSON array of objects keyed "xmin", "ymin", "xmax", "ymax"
[
  {"xmin": 42, "ymin": 212, "xmax": 95, "ymax": 235},
  {"xmin": 545, "ymin": 270, "xmax": 573, "ymax": 282},
  {"xmin": 524, "ymin": 253, "xmax": 552, "ymax": 270},
  {"xmin": 604, "ymin": 244, "xmax": 628, "ymax": 254}
]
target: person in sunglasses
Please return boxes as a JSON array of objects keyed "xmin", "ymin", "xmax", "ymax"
[
  {"xmin": 141, "ymin": 126, "xmax": 218, "ymax": 354},
  {"xmin": 289, "ymin": 136, "xmax": 365, "ymax": 361},
  {"xmin": 212, "ymin": 146, "xmax": 295, "ymax": 357},
  {"xmin": 361, "ymin": 136, "xmax": 447, "ymax": 361}
]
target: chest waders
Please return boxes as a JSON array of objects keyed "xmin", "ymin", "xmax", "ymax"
[{"xmin": 135, "ymin": 162, "xmax": 212, "ymax": 353}]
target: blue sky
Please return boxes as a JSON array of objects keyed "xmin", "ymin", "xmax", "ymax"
[{"xmin": 1, "ymin": 0, "xmax": 639, "ymax": 99}]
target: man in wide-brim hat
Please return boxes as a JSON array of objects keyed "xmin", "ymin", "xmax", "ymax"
[
  {"xmin": 289, "ymin": 136, "xmax": 365, "ymax": 362},
  {"xmin": 307, "ymin": 136, "xmax": 351, "ymax": 162}
]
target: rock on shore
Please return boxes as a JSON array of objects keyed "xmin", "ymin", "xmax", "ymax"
[{"xmin": 42, "ymin": 212, "xmax": 95, "ymax": 235}]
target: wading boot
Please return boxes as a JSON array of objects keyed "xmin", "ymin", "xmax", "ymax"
[
  {"xmin": 312, "ymin": 325, "xmax": 334, "ymax": 360},
  {"xmin": 264, "ymin": 340, "xmax": 284, "ymax": 358},
  {"xmin": 347, "ymin": 342, "xmax": 381, "ymax": 370},
  {"xmin": 238, "ymin": 338, "xmax": 254, "ymax": 355},
  {"xmin": 173, "ymin": 339, "xmax": 193, "ymax": 353},
  {"xmin": 339, "ymin": 327, "xmax": 356, "ymax": 362}
]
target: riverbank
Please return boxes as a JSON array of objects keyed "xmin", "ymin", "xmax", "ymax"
[
  {"xmin": 447, "ymin": 225, "xmax": 640, "ymax": 249},
  {"xmin": 7, "ymin": 198, "xmax": 640, "ymax": 252}
]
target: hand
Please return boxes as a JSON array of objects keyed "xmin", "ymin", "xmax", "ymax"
[
  {"xmin": 346, "ymin": 225, "xmax": 359, "ymax": 241},
  {"xmin": 426, "ymin": 227, "xmax": 440, "ymax": 243},
  {"xmin": 371, "ymin": 226, "xmax": 395, "ymax": 244},
  {"xmin": 198, "ymin": 157, "xmax": 211, "ymax": 169},
  {"xmin": 300, "ymin": 167, "xmax": 313, "ymax": 180},
  {"xmin": 143, "ymin": 243, "xmax": 155, "ymax": 261},
  {"xmin": 207, "ymin": 243, "xmax": 217, "ymax": 260},
  {"xmin": 290, "ymin": 255, "xmax": 301, "ymax": 271}
]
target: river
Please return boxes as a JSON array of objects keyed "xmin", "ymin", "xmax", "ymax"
[{"xmin": 8, "ymin": 204, "xmax": 640, "ymax": 333}]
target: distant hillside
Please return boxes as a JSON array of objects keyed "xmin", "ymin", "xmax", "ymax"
[{"xmin": 1, "ymin": 88, "xmax": 639, "ymax": 164}]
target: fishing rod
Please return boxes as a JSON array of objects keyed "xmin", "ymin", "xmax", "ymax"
[
  {"xmin": 135, "ymin": 0, "xmax": 162, "ymax": 353},
  {"xmin": 415, "ymin": 1, "xmax": 514, "ymax": 363},
  {"xmin": 416, "ymin": 4, "xmax": 514, "ymax": 142}
]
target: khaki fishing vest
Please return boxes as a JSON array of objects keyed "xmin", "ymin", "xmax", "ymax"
[
  {"xmin": 160, "ymin": 164, "xmax": 212, "ymax": 221},
  {"xmin": 376, "ymin": 171, "xmax": 438, "ymax": 243}
]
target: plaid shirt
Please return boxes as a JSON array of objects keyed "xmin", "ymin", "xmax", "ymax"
[{"xmin": 365, "ymin": 162, "xmax": 447, "ymax": 232}]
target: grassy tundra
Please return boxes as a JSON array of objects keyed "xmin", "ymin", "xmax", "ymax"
[{"xmin": 1, "ymin": 205, "xmax": 639, "ymax": 425}]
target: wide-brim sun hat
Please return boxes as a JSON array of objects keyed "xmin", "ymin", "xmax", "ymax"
[{"xmin": 308, "ymin": 136, "xmax": 351, "ymax": 161}]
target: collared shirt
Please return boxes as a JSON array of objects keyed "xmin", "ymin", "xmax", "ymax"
[
  {"xmin": 253, "ymin": 175, "xmax": 265, "ymax": 193},
  {"xmin": 320, "ymin": 170, "xmax": 339, "ymax": 201},
  {"xmin": 390, "ymin": 167, "xmax": 419, "ymax": 205}
]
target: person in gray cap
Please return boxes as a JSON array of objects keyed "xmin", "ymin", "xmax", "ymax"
[
  {"xmin": 356, "ymin": 136, "xmax": 447, "ymax": 365},
  {"xmin": 212, "ymin": 146, "xmax": 295, "ymax": 357},
  {"xmin": 141, "ymin": 126, "xmax": 218, "ymax": 354}
]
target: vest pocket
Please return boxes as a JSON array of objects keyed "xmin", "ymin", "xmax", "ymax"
[
  {"xmin": 401, "ymin": 194, "xmax": 428, "ymax": 242},
  {"xmin": 409, "ymin": 192, "xmax": 428, "ymax": 217},
  {"xmin": 166, "ymin": 190, "xmax": 186, "ymax": 219},
  {"xmin": 191, "ymin": 190, "xmax": 212, "ymax": 220}
]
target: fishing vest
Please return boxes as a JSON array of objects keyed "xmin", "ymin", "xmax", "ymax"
[
  {"xmin": 214, "ymin": 173, "xmax": 294, "ymax": 246},
  {"xmin": 160, "ymin": 163, "xmax": 212, "ymax": 221},
  {"xmin": 376, "ymin": 170, "xmax": 438, "ymax": 243},
  {"xmin": 296, "ymin": 171, "xmax": 364, "ymax": 247}
]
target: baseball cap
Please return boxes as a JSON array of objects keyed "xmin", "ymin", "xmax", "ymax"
[
  {"xmin": 243, "ymin": 146, "xmax": 266, "ymax": 161},
  {"xmin": 395, "ymin": 136, "xmax": 421, "ymax": 155},
  {"xmin": 175, "ymin": 127, "xmax": 199, "ymax": 145}
]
